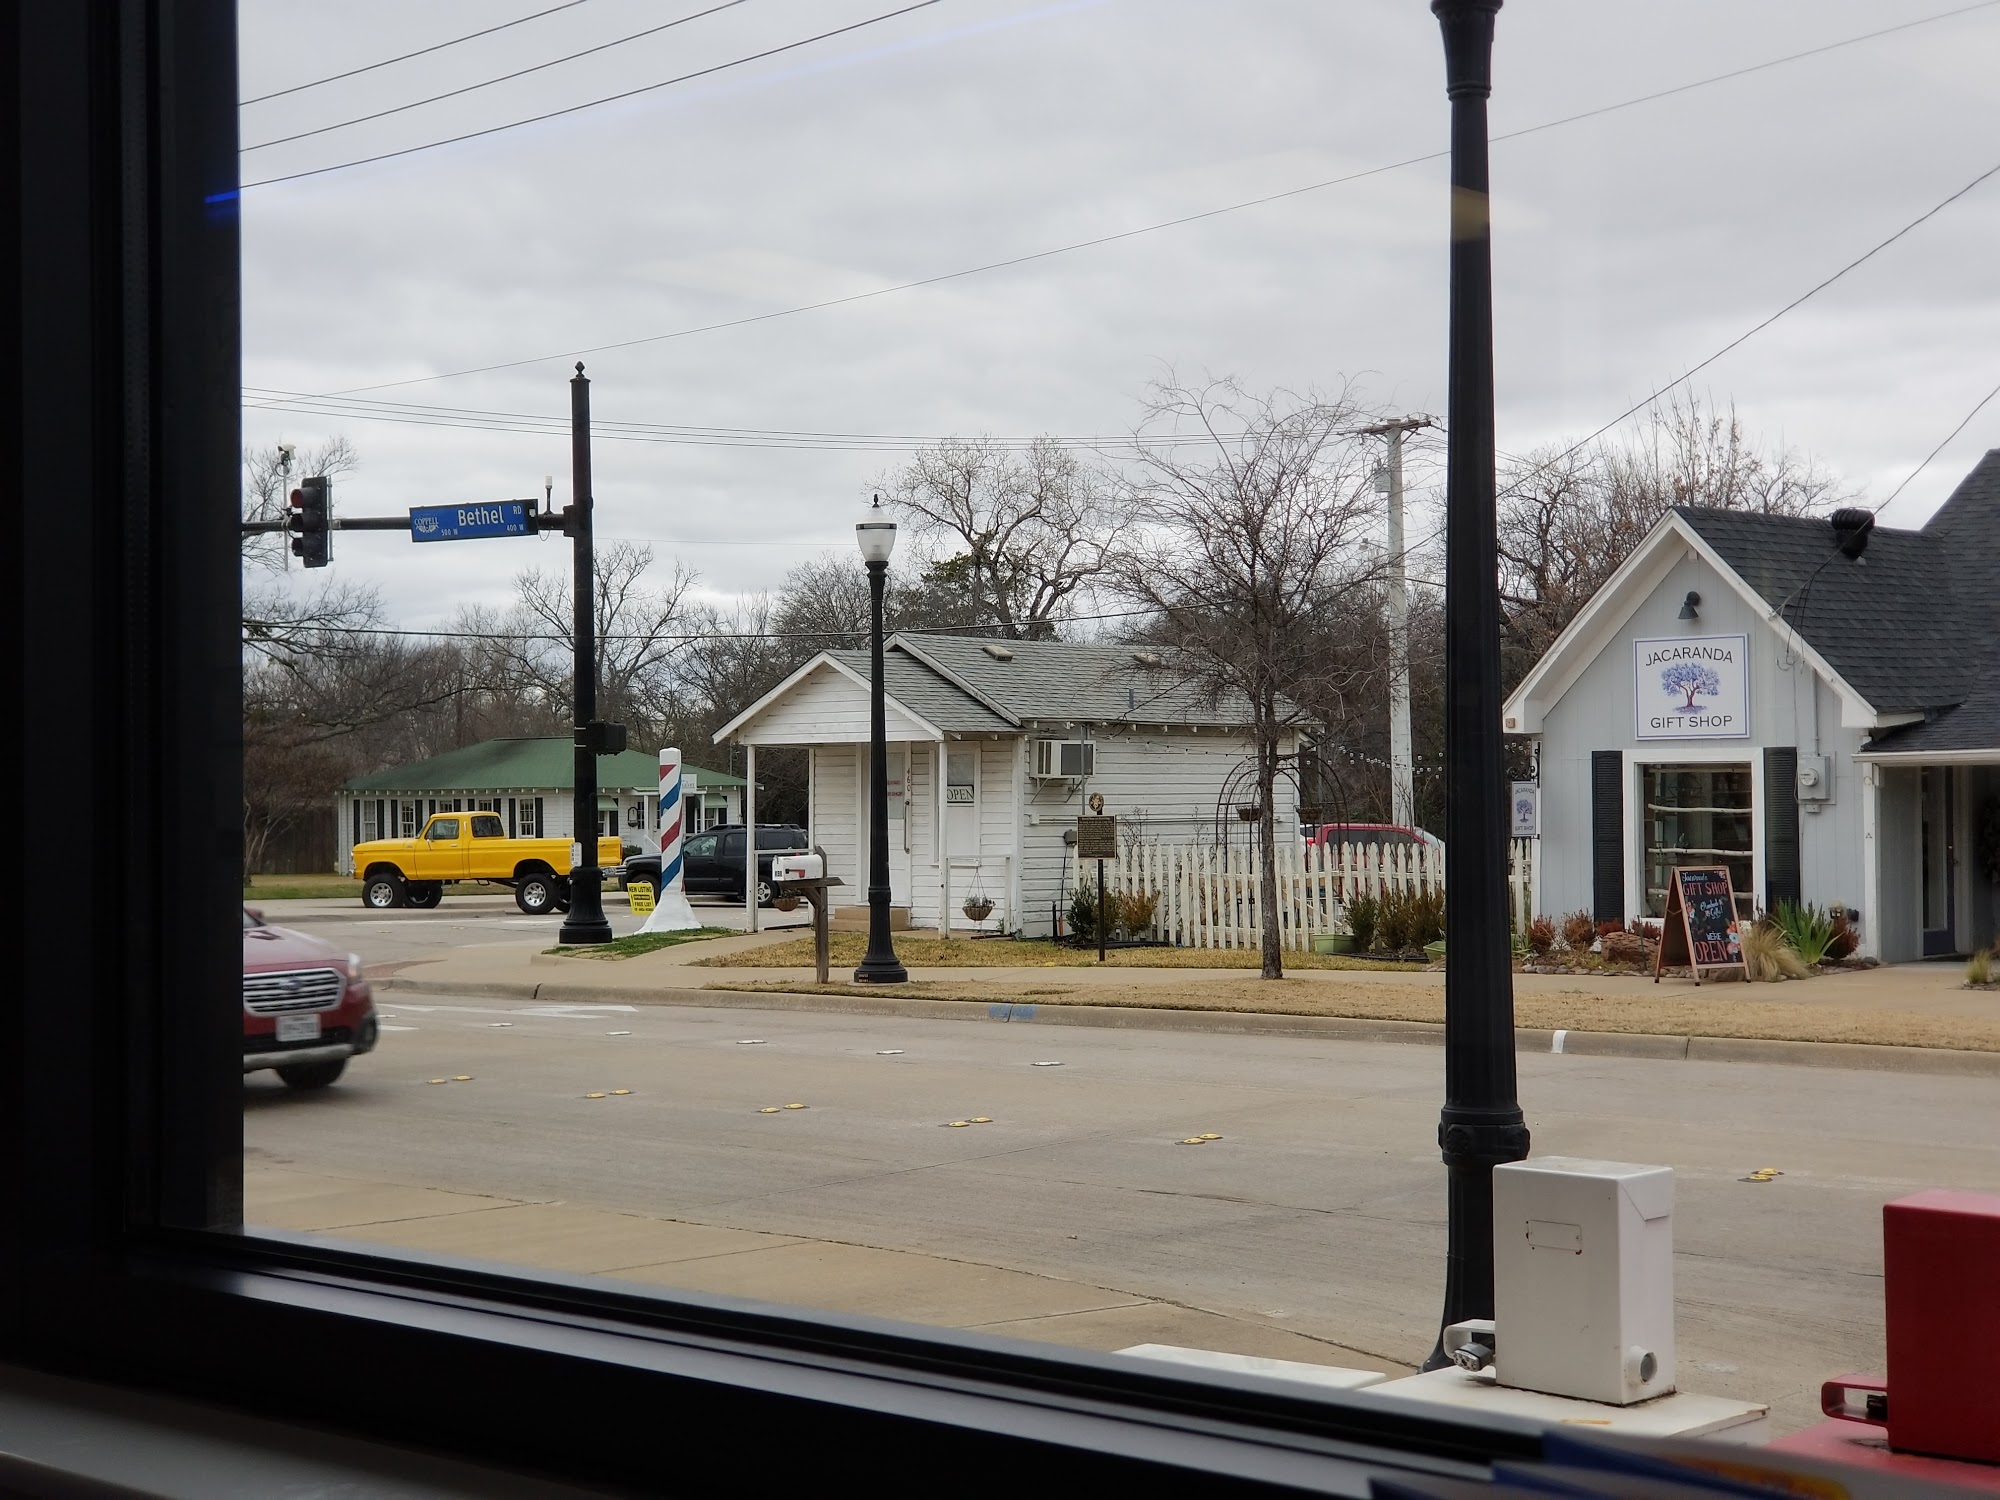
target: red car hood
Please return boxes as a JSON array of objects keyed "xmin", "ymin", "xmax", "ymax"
[{"xmin": 243, "ymin": 921, "xmax": 346, "ymax": 973}]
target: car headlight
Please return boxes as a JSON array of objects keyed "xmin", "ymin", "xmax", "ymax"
[{"xmin": 346, "ymin": 953, "xmax": 365, "ymax": 981}]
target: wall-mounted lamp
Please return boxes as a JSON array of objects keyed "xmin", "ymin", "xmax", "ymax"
[{"xmin": 1678, "ymin": 591, "xmax": 1701, "ymax": 621}]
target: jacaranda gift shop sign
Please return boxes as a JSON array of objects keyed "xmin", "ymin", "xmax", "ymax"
[{"xmin": 1634, "ymin": 634, "xmax": 1749, "ymax": 739}]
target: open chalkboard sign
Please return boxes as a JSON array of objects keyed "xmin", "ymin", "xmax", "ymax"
[{"xmin": 1654, "ymin": 865, "xmax": 1746, "ymax": 984}]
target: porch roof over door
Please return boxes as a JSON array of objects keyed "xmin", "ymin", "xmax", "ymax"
[{"xmin": 716, "ymin": 652, "xmax": 1012, "ymax": 747}]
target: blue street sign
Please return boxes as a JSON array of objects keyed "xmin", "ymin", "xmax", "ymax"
[{"xmin": 409, "ymin": 501, "xmax": 531, "ymax": 542}]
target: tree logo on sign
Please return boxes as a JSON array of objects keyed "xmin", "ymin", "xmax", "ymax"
[{"xmin": 1661, "ymin": 660, "xmax": 1721, "ymax": 711}]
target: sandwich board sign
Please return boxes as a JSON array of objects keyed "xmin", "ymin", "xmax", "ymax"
[{"xmin": 1654, "ymin": 865, "xmax": 1746, "ymax": 985}]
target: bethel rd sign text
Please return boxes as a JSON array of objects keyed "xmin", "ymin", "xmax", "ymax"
[{"xmin": 410, "ymin": 502, "xmax": 532, "ymax": 543}]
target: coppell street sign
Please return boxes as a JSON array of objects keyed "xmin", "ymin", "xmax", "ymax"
[
  {"xmin": 409, "ymin": 501, "xmax": 531, "ymax": 542},
  {"xmin": 1633, "ymin": 633, "xmax": 1750, "ymax": 739}
]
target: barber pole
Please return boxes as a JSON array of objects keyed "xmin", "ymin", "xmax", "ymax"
[{"xmin": 638, "ymin": 747, "xmax": 701, "ymax": 933}]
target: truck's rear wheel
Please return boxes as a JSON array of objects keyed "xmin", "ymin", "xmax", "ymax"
[
  {"xmin": 407, "ymin": 882, "xmax": 443, "ymax": 909},
  {"xmin": 363, "ymin": 873, "xmax": 406, "ymax": 909},
  {"xmin": 515, "ymin": 873, "xmax": 558, "ymax": 915}
]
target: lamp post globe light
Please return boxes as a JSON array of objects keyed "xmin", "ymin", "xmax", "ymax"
[
  {"xmin": 1428, "ymin": 0, "xmax": 1529, "ymax": 1369},
  {"xmin": 854, "ymin": 495, "xmax": 909, "ymax": 984}
]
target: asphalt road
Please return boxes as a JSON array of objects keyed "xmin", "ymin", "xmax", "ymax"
[
  {"xmin": 265, "ymin": 894, "xmax": 808, "ymax": 967},
  {"xmin": 242, "ymin": 993, "xmax": 2000, "ymax": 1430}
]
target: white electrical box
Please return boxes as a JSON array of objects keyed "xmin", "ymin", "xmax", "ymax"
[
  {"xmin": 770, "ymin": 853, "xmax": 824, "ymax": 883},
  {"xmin": 1493, "ymin": 1157, "xmax": 1675, "ymax": 1406}
]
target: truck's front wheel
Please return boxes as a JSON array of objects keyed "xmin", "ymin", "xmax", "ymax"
[
  {"xmin": 363, "ymin": 872, "xmax": 407, "ymax": 909},
  {"xmin": 515, "ymin": 873, "xmax": 559, "ymax": 915}
]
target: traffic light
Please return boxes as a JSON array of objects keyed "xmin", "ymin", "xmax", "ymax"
[{"xmin": 290, "ymin": 475, "xmax": 331, "ymax": 568}]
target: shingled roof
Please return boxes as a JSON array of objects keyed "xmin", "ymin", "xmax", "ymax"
[{"xmin": 1858, "ymin": 449, "xmax": 2000, "ymax": 756}]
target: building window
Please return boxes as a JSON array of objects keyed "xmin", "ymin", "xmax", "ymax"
[
  {"xmin": 399, "ymin": 800, "xmax": 422, "ymax": 837},
  {"xmin": 517, "ymin": 799, "xmax": 540, "ymax": 838},
  {"xmin": 361, "ymin": 801, "xmax": 379, "ymax": 841},
  {"xmin": 1642, "ymin": 763, "xmax": 1754, "ymax": 918}
]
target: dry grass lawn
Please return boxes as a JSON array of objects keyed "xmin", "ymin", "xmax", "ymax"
[
  {"xmin": 699, "ymin": 973, "xmax": 2000, "ymax": 1052},
  {"xmin": 697, "ymin": 933, "xmax": 1418, "ymax": 973}
]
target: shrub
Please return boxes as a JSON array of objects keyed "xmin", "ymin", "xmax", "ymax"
[
  {"xmin": 1560, "ymin": 910, "xmax": 1597, "ymax": 952},
  {"xmin": 1068, "ymin": 885, "xmax": 1158, "ymax": 944},
  {"xmin": 1825, "ymin": 908, "xmax": 1858, "ymax": 962},
  {"xmin": 1743, "ymin": 919, "xmax": 1810, "ymax": 981},
  {"xmin": 1379, "ymin": 887, "xmax": 1445, "ymax": 950},
  {"xmin": 1968, "ymin": 946, "xmax": 1995, "ymax": 987},
  {"xmin": 1596, "ymin": 920, "xmax": 1623, "ymax": 942},
  {"xmin": 1527, "ymin": 914, "xmax": 1557, "ymax": 956},
  {"xmin": 1343, "ymin": 890, "xmax": 1381, "ymax": 953},
  {"xmin": 1771, "ymin": 900, "xmax": 1838, "ymax": 966}
]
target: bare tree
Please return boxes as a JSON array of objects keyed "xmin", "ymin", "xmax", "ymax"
[
  {"xmin": 1112, "ymin": 376, "xmax": 1384, "ymax": 979},
  {"xmin": 475, "ymin": 542, "xmax": 696, "ymax": 741},
  {"xmin": 241, "ymin": 436, "xmax": 358, "ymax": 572},
  {"xmin": 880, "ymin": 435, "xmax": 1128, "ymax": 639},
  {"xmin": 1497, "ymin": 393, "xmax": 1853, "ymax": 687}
]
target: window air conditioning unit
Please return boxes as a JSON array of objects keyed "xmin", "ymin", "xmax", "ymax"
[{"xmin": 1032, "ymin": 739, "xmax": 1094, "ymax": 779}]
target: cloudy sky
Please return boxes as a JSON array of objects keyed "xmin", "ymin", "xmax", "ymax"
[{"xmin": 238, "ymin": 0, "xmax": 2000, "ymax": 626}]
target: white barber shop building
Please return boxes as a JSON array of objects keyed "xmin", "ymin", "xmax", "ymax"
[{"xmin": 1504, "ymin": 451, "xmax": 2000, "ymax": 963}]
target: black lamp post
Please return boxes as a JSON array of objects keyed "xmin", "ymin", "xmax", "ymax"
[
  {"xmin": 1428, "ymin": 0, "xmax": 1529, "ymax": 1369},
  {"xmin": 559, "ymin": 363, "xmax": 613, "ymax": 945},
  {"xmin": 853, "ymin": 495, "xmax": 908, "ymax": 984}
]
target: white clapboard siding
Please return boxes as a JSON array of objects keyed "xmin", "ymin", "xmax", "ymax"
[{"xmin": 1102, "ymin": 839, "xmax": 1537, "ymax": 952}]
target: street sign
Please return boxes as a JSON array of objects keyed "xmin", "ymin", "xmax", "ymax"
[{"xmin": 409, "ymin": 501, "xmax": 531, "ymax": 542}]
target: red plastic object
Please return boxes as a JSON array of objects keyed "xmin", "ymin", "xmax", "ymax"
[
  {"xmin": 1771, "ymin": 1420, "xmax": 2000, "ymax": 1492},
  {"xmin": 1820, "ymin": 1372, "xmax": 1888, "ymax": 1425},
  {"xmin": 1885, "ymin": 1188, "xmax": 2000, "ymax": 1463}
]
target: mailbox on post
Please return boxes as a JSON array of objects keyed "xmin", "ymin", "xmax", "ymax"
[{"xmin": 771, "ymin": 849, "xmax": 842, "ymax": 984}]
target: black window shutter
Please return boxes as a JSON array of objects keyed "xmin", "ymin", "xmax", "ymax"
[
  {"xmin": 351, "ymin": 799, "xmax": 360, "ymax": 848},
  {"xmin": 1591, "ymin": 751, "xmax": 1624, "ymax": 925},
  {"xmin": 535, "ymin": 797, "xmax": 544, "ymax": 837},
  {"xmin": 507, "ymin": 798, "xmax": 517, "ymax": 838},
  {"xmin": 376, "ymin": 799, "xmax": 385, "ymax": 840},
  {"xmin": 1765, "ymin": 747, "xmax": 1801, "ymax": 912}
]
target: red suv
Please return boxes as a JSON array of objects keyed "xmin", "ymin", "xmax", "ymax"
[
  {"xmin": 1307, "ymin": 823, "xmax": 1442, "ymax": 851},
  {"xmin": 243, "ymin": 908, "xmax": 379, "ymax": 1089}
]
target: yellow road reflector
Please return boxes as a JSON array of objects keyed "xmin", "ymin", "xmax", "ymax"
[
  {"xmin": 758, "ymin": 1107, "xmax": 782, "ymax": 1114},
  {"xmin": 585, "ymin": 1093, "xmax": 608, "ymax": 1099},
  {"xmin": 945, "ymin": 1120, "xmax": 971, "ymax": 1128},
  {"xmin": 1176, "ymin": 1137, "xmax": 1207, "ymax": 1146},
  {"xmin": 784, "ymin": 1102, "xmax": 807, "ymax": 1110},
  {"xmin": 452, "ymin": 1075, "xmax": 474, "ymax": 1082},
  {"xmin": 425, "ymin": 1078, "xmax": 447, "ymax": 1085},
  {"xmin": 1198, "ymin": 1133, "xmax": 1222, "ymax": 1141},
  {"xmin": 970, "ymin": 1116, "xmax": 993, "ymax": 1124},
  {"xmin": 610, "ymin": 1089, "xmax": 632, "ymax": 1096}
]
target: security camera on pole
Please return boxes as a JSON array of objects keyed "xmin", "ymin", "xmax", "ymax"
[{"xmin": 639, "ymin": 747, "xmax": 702, "ymax": 934}]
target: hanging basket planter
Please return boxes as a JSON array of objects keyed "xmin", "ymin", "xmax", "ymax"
[
  {"xmin": 962, "ymin": 895, "xmax": 995, "ymax": 923},
  {"xmin": 1236, "ymin": 804, "xmax": 1262, "ymax": 823}
]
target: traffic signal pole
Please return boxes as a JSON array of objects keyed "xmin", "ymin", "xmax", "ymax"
[
  {"xmin": 558, "ymin": 364, "xmax": 614, "ymax": 945},
  {"xmin": 239, "ymin": 370, "xmax": 622, "ymax": 945}
]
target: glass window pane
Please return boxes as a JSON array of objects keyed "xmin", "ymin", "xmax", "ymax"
[{"xmin": 1642, "ymin": 764, "xmax": 1754, "ymax": 918}]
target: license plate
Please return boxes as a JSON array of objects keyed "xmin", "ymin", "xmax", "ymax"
[{"xmin": 275, "ymin": 1013, "xmax": 321, "ymax": 1043}]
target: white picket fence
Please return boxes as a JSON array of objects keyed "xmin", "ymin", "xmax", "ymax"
[{"xmin": 1096, "ymin": 839, "xmax": 1536, "ymax": 952}]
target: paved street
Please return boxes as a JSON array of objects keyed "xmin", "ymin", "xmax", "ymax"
[
  {"xmin": 261, "ymin": 893, "xmax": 805, "ymax": 967},
  {"xmin": 243, "ymin": 990, "xmax": 2000, "ymax": 1434}
]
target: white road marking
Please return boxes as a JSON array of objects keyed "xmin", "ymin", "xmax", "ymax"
[
  {"xmin": 379, "ymin": 1024, "xmax": 419, "ymax": 1032},
  {"xmin": 1552, "ymin": 1029, "xmax": 1568, "ymax": 1054}
]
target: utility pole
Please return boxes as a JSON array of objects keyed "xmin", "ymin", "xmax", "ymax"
[{"xmin": 1360, "ymin": 415, "xmax": 1433, "ymax": 831}]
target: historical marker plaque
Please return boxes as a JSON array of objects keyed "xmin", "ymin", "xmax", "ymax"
[{"xmin": 1075, "ymin": 816, "xmax": 1118, "ymax": 860}]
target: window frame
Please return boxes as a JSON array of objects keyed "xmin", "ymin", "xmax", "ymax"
[{"xmin": 5, "ymin": 3, "xmax": 1546, "ymax": 1489}]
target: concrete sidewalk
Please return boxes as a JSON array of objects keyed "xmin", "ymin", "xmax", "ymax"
[{"xmin": 246, "ymin": 1162, "xmax": 1409, "ymax": 1377}]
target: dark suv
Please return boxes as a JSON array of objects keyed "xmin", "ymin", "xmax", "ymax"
[{"xmin": 623, "ymin": 823, "xmax": 808, "ymax": 907}]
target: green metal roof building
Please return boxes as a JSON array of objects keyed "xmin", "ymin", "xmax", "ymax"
[{"xmin": 336, "ymin": 737, "xmax": 745, "ymax": 873}]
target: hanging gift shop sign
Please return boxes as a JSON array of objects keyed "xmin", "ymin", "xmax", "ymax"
[{"xmin": 1633, "ymin": 634, "xmax": 1749, "ymax": 740}]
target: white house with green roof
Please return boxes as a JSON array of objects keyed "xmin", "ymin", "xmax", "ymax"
[
  {"xmin": 714, "ymin": 633, "xmax": 1300, "ymax": 938},
  {"xmin": 334, "ymin": 737, "xmax": 745, "ymax": 875}
]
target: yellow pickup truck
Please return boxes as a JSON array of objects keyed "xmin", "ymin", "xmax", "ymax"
[{"xmin": 351, "ymin": 811, "xmax": 621, "ymax": 915}]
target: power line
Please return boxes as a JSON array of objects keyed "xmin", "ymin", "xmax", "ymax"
[
  {"xmin": 237, "ymin": 1, "xmax": 942, "ymax": 191},
  {"xmin": 240, "ymin": 0, "xmax": 599, "ymax": 106},
  {"xmin": 1873, "ymin": 374, "xmax": 2000, "ymax": 518},
  {"xmin": 307, "ymin": 1, "xmax": 2000, "ymax": 394},
  {"xmin": 244, "ymin": 1, "xmax": 755, "ymax": 153},
  {"xmin": 1493, "ymin": 156, "xmax": 2000, "ymax": 502}
]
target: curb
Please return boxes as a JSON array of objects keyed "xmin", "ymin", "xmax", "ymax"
[{"xmin": 374, "ymin": 975, "xmax": 2000, "ymax": 1077}]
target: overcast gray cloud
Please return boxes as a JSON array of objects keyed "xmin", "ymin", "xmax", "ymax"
[{"xmin": 238, "ymin": 0, "xmax": 2000, "ymax": 625}]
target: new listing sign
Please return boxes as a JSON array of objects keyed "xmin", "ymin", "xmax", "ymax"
[{"xmin": 1633, "ymin": 634, "xmax": 1749, "ymax": 740}]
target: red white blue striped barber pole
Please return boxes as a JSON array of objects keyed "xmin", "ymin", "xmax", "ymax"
[{"xmin": 638, "ymin": 746, "xmax": 701, "ymax": 933}]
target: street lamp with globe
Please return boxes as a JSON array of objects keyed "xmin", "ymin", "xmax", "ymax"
[{"xmin": 853, "ymin": 496, "xmax": 909, "ymax": 984}]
